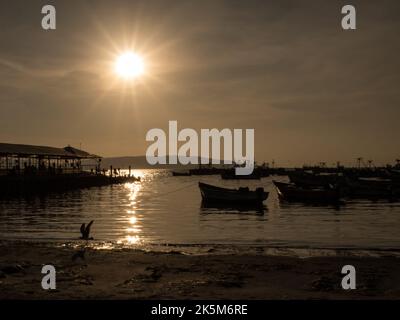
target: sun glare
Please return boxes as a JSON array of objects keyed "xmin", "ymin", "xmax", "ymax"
[{"xmin": 115, "ymin": 52, "xmax": 145, "ymax": 79}]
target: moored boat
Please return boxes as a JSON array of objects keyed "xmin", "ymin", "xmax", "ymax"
[
  {"xmin": 220, "ymin": 169, "xmax": 261, "ymax": 180},
  {"xmin": 198, "ymin": 182, "xmax": 268, "ymax": 204},
  {"xmin": 288, "ymin": 171, "xmax": 341, "ymax": 188},
  {"xmin": 273, "ymin": 180, "xmax": 340, "ymax": 203},
  {"xmin": 343, "ymin": 176, "xmax": 396, "ymax": 198},
  {"xmin": 171, "ymin": 171, "xmax": 191, "ymax": 176},
  {"xmin": 189, "ymin": 167, "xmax": 223, "ymax": 175}
]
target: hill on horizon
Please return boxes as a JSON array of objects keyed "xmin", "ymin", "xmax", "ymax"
[{"xmin": 100, "ymin": 155, "xmax": 228, "ymax": 169}]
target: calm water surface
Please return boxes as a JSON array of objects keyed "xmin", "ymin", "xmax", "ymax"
[{"xmin": 1, "ymin": 169, "xmax": 400, "ymax": 250}]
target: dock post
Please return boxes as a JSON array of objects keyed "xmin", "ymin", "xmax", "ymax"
[
  {"xmin": 110, "ymin": 165, "xmax": 113, "ymax": 177},
  {"xmin": 128, "ymin": 165, "xmax": 131, "ymax": 177}
]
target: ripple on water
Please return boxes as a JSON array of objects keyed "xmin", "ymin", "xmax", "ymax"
[{"xmin": 0, "ymin": 169, "xmax": 400, "ymax": 250}]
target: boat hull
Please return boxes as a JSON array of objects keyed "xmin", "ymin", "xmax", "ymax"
[
  {"xmin": 288, "ymin": 172, "xmax": 340, "ymax": 188},
  {"xmin": 199, "ymin": 182, "xmax": 268, "ymax": 204},
  {"xmin": 220, "ymin": 169, "xmax": 262, "ymax": 180},
  {"xmin": 172, "ymin": 171, "xmax": 191, "ymax": 176},
  {"xmin": 273, "ymin": 181, "xmax": 340, "ymax": 203},
  {"xmin": 343, "ymin": 177, "xmax": 397, "ymax": 198}
]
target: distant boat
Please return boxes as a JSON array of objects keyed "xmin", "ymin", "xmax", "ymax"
[
  {"xmin": 220, "ymin": 169, "xmax": 261, "ymax": 180},
  {"xmin": 198, "ymin": 182, "xmax": 268, "ymax": 204},
  {"xmin": 273, "ymin": 180, "xmax": 340, "ymax": 203},
  {"xmin": 171, "ymin": 171, "xmax": 191, "ymax": 176},
  {"xmin": 189, "ymin": 167, "xmax": 223, "ymax": 175},
  {"xmin": 389, "ymin": 170, "xmax": 400, "ymax": 181}
]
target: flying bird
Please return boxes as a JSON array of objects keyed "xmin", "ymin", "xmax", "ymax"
[{"xmin": 80, "ymin": 220, "xmax": 94, "ymax": 240}]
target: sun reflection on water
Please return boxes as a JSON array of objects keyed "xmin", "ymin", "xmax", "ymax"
[
  {"xmin": 118, "ymin": 178, "xmax": 144, "ymax": 245},
  {"xmin": 129, "ymin": 216, "xmax": 137, "ymax": 224},
  {"xmin": 125, "ymin": 235, "xmax": 141, "ymax": 244}
]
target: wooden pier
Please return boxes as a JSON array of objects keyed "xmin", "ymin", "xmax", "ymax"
[{"xmin": 0, "ymin": 142, "xmax": 139, "ymax": 196}]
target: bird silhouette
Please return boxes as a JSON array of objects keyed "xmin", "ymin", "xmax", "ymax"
[{"xmin": 80, "ymin": 220, "xmax": 94, "ymax": 240}]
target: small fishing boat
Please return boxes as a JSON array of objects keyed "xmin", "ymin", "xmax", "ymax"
[
  {"xmin": 288, "ymin": 171, "xmax": 341, "ymax": 188},
  {"xmin": 189, "ymin": 167, "xmax": 223, "ymax": 175},
  {"xmin": 198, "ymin": 182, "xmax": 268, "ymax": 204},
  {"xmin": 273, "ymin": 180, "xmax": 340, "ymax": 203},
  {"xmin": 343, "ymin": 177, "xmax": 395, "ymax": 198},
  {"xmin": 171, "ymin": 171, "xmax": 191, "ymax": 176},
  {"xmin": 220, "ymin": 169, "xmax": 261, "ymax": 180}
]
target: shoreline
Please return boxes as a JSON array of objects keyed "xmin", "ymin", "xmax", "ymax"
[
  {"xmin": 2, "ymin": 239, "xmax": 400, "ymax": 258},
  {"xmin": 0, "ymin": 241, "xmax": 399, "ymax": 299}
]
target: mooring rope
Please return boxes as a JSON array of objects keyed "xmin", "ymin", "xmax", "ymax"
[{"xmin": 158, "ymin": 181, "xmax": 199, "ymax": 197}]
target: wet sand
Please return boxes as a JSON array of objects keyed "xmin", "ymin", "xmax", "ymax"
[{"xmin": 0, "ymin": 242, "xmax": 399, "ymax": 299}]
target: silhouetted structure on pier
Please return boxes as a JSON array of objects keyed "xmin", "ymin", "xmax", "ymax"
[{"xmin": 0, "ymin": 142, "xmax": 139, "ymax": 195}]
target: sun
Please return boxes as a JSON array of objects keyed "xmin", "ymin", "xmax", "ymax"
[{"xmin": 115, "ymin": 52, "xmax": 145, "ymax": 79}]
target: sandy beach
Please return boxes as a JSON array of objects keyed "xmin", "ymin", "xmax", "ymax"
[{"xmin": 0, "ymin": 242, "xmax": 399, "ymax": 299}]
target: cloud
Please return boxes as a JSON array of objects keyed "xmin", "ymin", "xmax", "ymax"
[{"xmin": 0, "ymin": 0, "xmax": 399, "ymax": 163}]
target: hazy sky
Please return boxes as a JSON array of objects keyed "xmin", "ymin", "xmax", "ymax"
[{"xmin": 0, "ymin": 0, "xmax": 399, "ymax": 166}]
